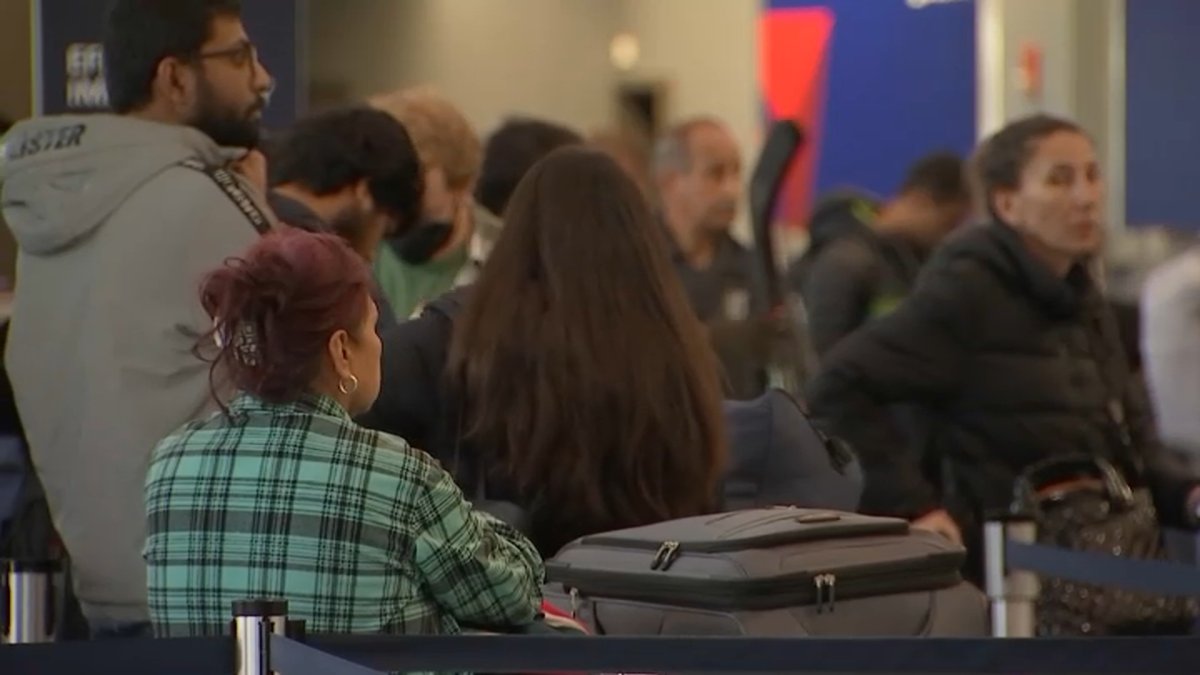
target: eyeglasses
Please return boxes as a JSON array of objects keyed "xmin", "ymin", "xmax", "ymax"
[
  {"xmin": 195, "ymin": 40, "xmax": 259, "ymax": 69},
  {"xmin": 193, "ymin": 40, "xmax": 274, "ymax": 99}
]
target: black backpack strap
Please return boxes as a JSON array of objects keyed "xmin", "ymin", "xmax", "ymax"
[{"xmin": 178, "ymin": 158, "xmax": 272, "ymax": 235}]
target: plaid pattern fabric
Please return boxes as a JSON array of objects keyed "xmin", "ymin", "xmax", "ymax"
[{"xmin": 144, "ymin": 393, "xmax": 544, "ymax": 637}]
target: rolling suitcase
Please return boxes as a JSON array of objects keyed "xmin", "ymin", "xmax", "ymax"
[{"xmin": 543, "ymin": 507, "xmax": 988, "ymax": 636}]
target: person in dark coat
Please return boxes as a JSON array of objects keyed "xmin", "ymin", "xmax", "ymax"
[
  {"xmin": 788, "ymin": 152, "xmax": 971, "ymax": 356},
  {"xmin": 653, "ymin": 117, "xmax": 776, "ymax": 399},
  {"xmin": 807, "ymin": 114, "xmax": 1200, "ymax": 574}
]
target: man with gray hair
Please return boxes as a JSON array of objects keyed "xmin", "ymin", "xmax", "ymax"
[{"xmin": 655, "ymin": 116, "xmax": 769, "ymax": 397}]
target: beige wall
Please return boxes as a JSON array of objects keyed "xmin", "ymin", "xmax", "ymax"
[
  {"xmin": 306, "ymin": 0, "xmax": 760, "ymax": 139},
  {"xmin": 617, "ymin": 0, "xmax": 759, "ymax": 177},
  {"xmin": 308, "ymin": 0, "xmax": 622, "ymax": 135},
  {"xmin": 306, "ymin": 0, "xmax": 761, "ymax": 234}
]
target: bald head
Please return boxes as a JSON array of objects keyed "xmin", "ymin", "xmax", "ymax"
[
  {"xmin": 655, "ymin": 116, "xmax": 742, "ymax": 237},
  {"xmin": 654, "ymin": 116, "xmax": 729, "ymax": 176}
]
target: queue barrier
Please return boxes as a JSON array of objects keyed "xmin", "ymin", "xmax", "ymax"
[{"xmin": 3, "ymin": 521, "xmax": 1200, "ymax": 673}]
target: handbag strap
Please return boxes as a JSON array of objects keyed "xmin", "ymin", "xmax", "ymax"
[
  {"xmin": 178, "ymin": 158, "xmax": 272, "ymax": 235},
  {"xmin": 1012, "ymin": 455, "xmax": 1134, "ymax": 515}
]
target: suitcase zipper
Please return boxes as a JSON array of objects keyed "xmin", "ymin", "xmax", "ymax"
[
  {"xmin": 814, "ymin": 573, "xmax": 837, "ymax": 614},
  {"xmin": 549, "ymin": 556, "xmax": 959, "ymax": 612},
  {"xmin": 580, "ymin": 518, "xmax": 907, "ymax": 561},
  {"xmin": 651, "ymin": 541, "xmax": 681, "ymax": 571}
]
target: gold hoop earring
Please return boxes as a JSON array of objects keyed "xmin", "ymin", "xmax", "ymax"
[{"xmin": 338, "ymin": 374, "xmax": 359, "ymax": 395}]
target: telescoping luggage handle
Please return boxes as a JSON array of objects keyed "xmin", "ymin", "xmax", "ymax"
[{"xmin": 1, "ymin": 558, "xmax": 61, "ymax": 644}]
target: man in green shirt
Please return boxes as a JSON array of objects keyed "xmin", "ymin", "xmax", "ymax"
[
  {"xmin": 370, "ymin": 87, "xmax": 482, "ymax": 320},
  {"xmin": 374, "ymin": 230, "xmax": 470, "ymax": 319}
]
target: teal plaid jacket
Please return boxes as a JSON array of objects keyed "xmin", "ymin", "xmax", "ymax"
[{"xmin": 144, "ymin": 393, "xmax": 544, "ymax": 637}]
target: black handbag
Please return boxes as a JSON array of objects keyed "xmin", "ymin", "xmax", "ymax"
[{"xmin": 1012, "ymin": 455, "xmax": 1197, "ymax": 635}]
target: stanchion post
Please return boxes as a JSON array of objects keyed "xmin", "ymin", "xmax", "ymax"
[
  {"xmin": 984, "ymin": 514, "xmax": 1039, "ymax": 638},
  {"xmin": 232, "ymin": 599, "xmax": 288, "ymax": 675},
  {"xmin": 1005, "ymin": 519, "xmax": 1039, "ymax": 637},
  {"xmin": 2, "ymin": 558, "xmax": 60, "ymax": 644}
]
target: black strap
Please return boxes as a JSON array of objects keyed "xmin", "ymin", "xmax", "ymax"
[{"xmin": 178, "ymin": 158, "xmax": 271, "ymax": 235}]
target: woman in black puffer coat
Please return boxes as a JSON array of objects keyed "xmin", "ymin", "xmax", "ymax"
[{"xmin": 808, "ymin": 114, "xmax": 1199, "ymax": 635}]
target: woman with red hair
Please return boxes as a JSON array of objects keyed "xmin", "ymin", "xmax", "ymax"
[{"xmin": 143, "ymin": 229, "xmax": 543, "ymax": 637}]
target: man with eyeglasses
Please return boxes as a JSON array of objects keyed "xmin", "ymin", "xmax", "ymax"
[{"xmin": 0, "ymin": 0, "xmax": 273, "ymax": 638}]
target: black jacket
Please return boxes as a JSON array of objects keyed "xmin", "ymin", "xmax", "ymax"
[
  {"xmin": 359, "ymin": 286, "xmax": 863, "ymax": 557},
  {"xmin": 663, "ymin": 225, "xmax": 776, "ymax": 399},
  {"xmin": 807, "ymin": 222, "xmax": 1197, "ymax": 528},
  {"xmin": 787, "ymin": 191, "xmax": 924, "ymax": 356}
]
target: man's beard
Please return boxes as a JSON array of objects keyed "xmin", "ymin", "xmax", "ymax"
[
  {"xmin": 328, "ymin": 203, "xmax": 369, "ymax": 240},
  {"xmin": 189, "ymin": 78, "xmax": 264, "ymax": 149}
]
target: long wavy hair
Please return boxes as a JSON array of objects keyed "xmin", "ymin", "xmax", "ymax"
[{"xmin": 448, "ymin": 147, "xmax": 727, "ymax": 548}]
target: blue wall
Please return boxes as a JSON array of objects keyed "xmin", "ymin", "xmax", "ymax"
[
  {"xmin": 766, "ymin": 0, "xmax": 976, "ymax": 199},
  {"xmin": 1125, "ymin": 0, "xmax": 1200, "ymax": 229}
]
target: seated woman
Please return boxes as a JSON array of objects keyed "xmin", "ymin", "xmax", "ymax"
[
  {"xmin": 144, "ymin": 230, "xmax": 544, "ymax": 637},
  {"xmin": 365, "ymin": 148, "xmax": 731, "ymax": 557}
]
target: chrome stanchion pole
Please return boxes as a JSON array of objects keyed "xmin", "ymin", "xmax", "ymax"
[
  {"xmin": 984, "ymin": 516, "xmax": 1039, "ymax": 638},
  {"xmin": 1006, "ymin": 519, "xmax": 1039, "ymax": 638},
  {"xmin": 2, "ymin": 558, "xmax": 60, "ymax": 644},
  {"xmin": 232, "ymin": 599, "xmax": 288, "ymax": 675},
  {"xmin": 984, "ymin": 520, "xmax": 1009, "ymax": 637}
]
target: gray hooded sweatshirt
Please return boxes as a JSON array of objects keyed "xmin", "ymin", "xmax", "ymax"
[{"xmin": 0, "ymin": 114, "xmax": 268, "ymax": 624}]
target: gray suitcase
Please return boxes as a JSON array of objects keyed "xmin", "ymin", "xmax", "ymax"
[{"xmin": 543, "ymin": 507, "xmax": 988, "ymax": 636}]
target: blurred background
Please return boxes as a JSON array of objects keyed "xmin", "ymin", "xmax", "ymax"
[{"xmin": 1, "ymin": 0, "xmax": 1196, "ymax": 296}]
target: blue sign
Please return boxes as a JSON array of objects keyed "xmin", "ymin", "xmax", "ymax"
[
  {"xmin": 1126, "ymin": 0, "xmax": 1200, "ymax": 230},
  {"xmin": 765, "ymin": 0, "xmax": 976, "ymax": 201}
]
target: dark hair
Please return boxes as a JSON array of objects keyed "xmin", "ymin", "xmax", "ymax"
[
  {"xmin": 977, "ymin": 114, "xmax": 1085, "ymax": 222},
  {"xmin": 269, "ymin": 106, "xmax": 424, "ymax": 238},
  {"xmin": 0, "ymin": 116, "xmax": 12, "ymax": 136},
  {"xmin": 475, "ymin": 117, "xmax": 582, "ymax": 216},
  {"xmin": 199, "ymin": 230, "xmax": 371, "ymax": 405},
  {"xmin": 899, "ymin": 151, "xmax": 970, "ymax": 205},
  {"xmin": 449, "ymin": 147, "xmax": 727, "ymax": 547},
  {"xmin": 103, "ymin": 0, "xmax": 242, "ymax": 113}
]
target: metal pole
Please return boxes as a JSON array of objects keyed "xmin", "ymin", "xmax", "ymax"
[
  {"xmin": 232, "ymin": 599, "xmax": 288, "ymax": 675},
  {"xmin": 983, "ymin": 521, "xmax": 1009, "ymax": 637},
  {"xmin": 2, "ymin": 559, "xmax": 60, "ymax": 644},
  {"xmin": 983, "ymin": 518, "xmax": 1039, "ymax": 638},
  {"xmin": 1006, "ymin": 519, "xmax": 1039, "ymax": 638}
]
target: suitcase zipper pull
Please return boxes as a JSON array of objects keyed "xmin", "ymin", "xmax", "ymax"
[
  {"xmin": 569, "ymin": 587, "xmax": 580, "ymax": 619},
  {"xmin": 813, "ymin": 574, "xmax": 837, "ymax": 613},
  {"xmin": 651, "ymin": 541, "xmax": 681, "ymax": 571}
]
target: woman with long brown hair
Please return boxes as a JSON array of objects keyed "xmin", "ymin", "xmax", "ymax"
[{"xmin": 441, "ymin": 147, "xmax": 728, "ymax": 556}]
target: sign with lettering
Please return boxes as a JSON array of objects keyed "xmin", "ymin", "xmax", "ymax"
[{"xmin": 34, "ymin": 0, "xmax": 303, "ymax": 128}]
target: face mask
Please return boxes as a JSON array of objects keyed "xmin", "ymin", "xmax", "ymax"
[{"xmin": 391, "ymin": 220, "xmax": 453, "ymax": 264}]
